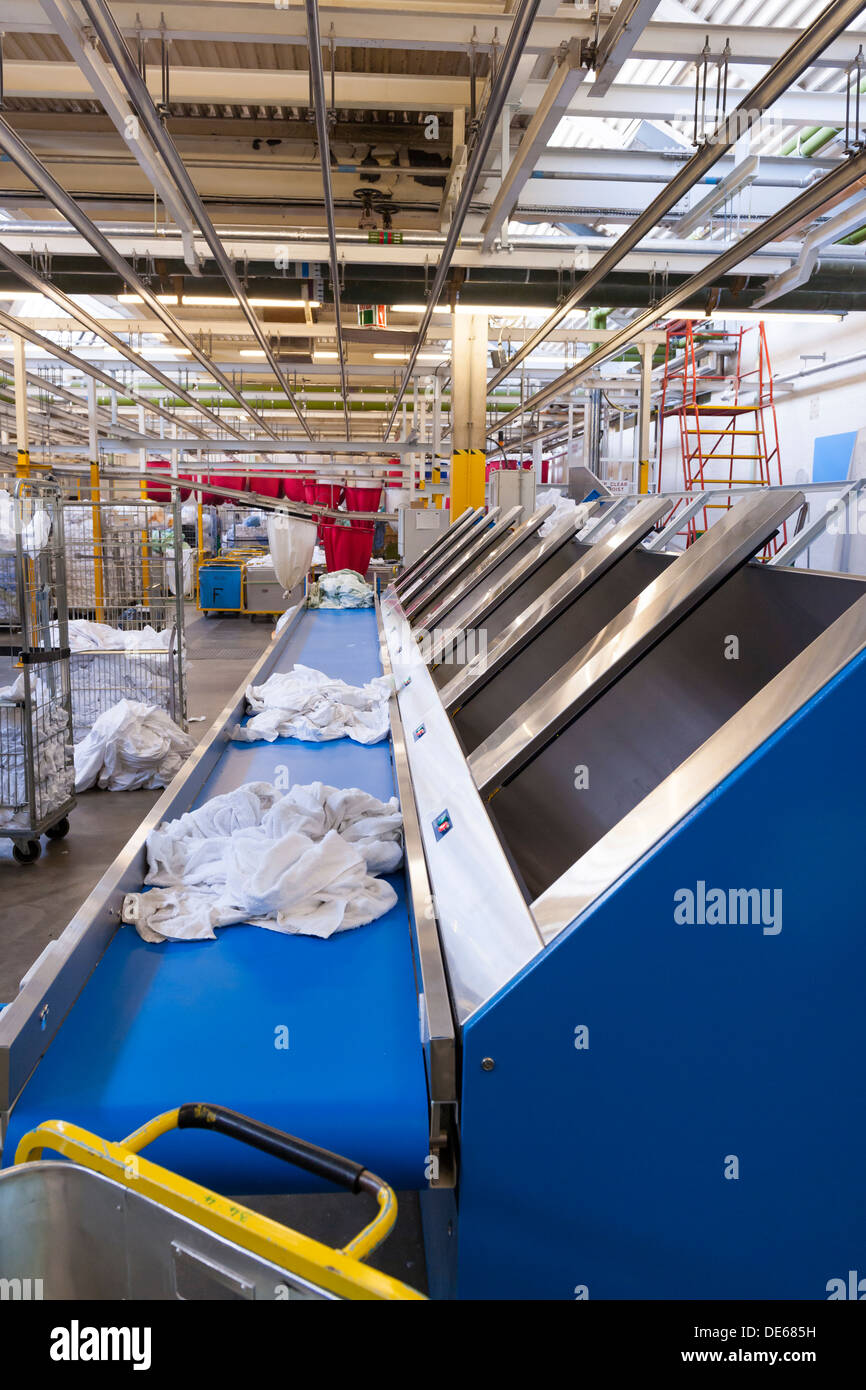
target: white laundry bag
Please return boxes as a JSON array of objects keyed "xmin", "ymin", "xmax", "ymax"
[{"xmin": 267, "ymin": 514, "xmax": 317, "ymax": 593}]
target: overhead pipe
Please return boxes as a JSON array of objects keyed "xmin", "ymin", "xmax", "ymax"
[
  {"xmin": 79, "ymin": 0, "xmax": 314, "ymax": 441},
  {"xmin": 0, "ymin": 237, "xmax": 216, "ymax": 439},
  {"xmin": 495, "ymin": 143, "xmax": 866, "ymax": 432},
  {"xmin": 487, "ymin": 0, "xmax": 866, "ymax": 392},
  {"xmin": 304, "ymin": 0, "xmax": 351, "ymax": 439},
  {"xmin": 0, "ymin": 304, "xmax": 211, "ymax": 439},
  {"xmin": 1, "ymin": 366, "xmax": 136, "ymax": 438},
  {"xmin": 382, "ymin": 0, "xmax": 544, "ymax": 440},
  {"xmin": 0, "ymin": 116, "xmax": 261, "ymax": 441}
]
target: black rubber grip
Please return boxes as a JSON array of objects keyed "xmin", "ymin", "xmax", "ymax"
[{"xmin": 177, "ymin": 1103, "xmax": 368, "ymax": 1192}]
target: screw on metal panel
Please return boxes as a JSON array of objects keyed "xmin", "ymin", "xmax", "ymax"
[{"xmin": 481, "ymin": 1057, "xmax": 495, "ymax": 1071}]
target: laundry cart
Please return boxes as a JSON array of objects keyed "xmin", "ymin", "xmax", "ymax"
[
  {"xmin": 0, "ymin": 1103, "xmax": 424, "ymax": 1300},
  {"xmin": 0, "ymin": 478, "xmax": 75, "ymax": 864},
  {"xmin": 63, "ymin": 497, "xmax": 186, "ymax": 741}
]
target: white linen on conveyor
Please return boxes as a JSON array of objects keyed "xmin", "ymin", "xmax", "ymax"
[
  {"xmin": 308, "ymin": 570, "xmax": 373, "ymax": 609},
  {"xmin": 0, "ymin": 674, "xmax": 73, "ymax": 830},
  {"xmin": 74, "ymin": 700, "xmax": 195, "ymax": 792},
  {"xmin": 122, "ymin": 780, "xmax": 403, "ymax": 943},
  {"xmin": 231, "ymin": 663, "xmax": 392, "ymax": 745}
]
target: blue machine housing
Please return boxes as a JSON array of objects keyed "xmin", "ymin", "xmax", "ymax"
[{"xmin": 453, "ymin": 653, "xmax": 866, "ymax": 1299}]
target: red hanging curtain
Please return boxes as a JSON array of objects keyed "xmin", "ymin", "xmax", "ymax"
[
  {"xmin": 144, "ymin": 458, "xmax": 172, "ymax": 502},
  {"xmin": 250, "ymin": 474, "xmax": 281, "ymax": 498},
  {"xmin": 330, "ymin": 525, "xmax": 375, "ymax": 575}
]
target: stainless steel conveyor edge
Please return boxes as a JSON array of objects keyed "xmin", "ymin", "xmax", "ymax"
[
  {"xmin": 380, "ymin": 588, "xmax": 543, "ymax": 1024},
  {"xmin": 375, "ymin": 597, "xmax": 458, "ymax": 1185}
]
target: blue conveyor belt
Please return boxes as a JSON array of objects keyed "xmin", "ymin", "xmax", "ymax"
[{"xmin": 4, "ymin": 609, "xmax": 430, "ymax": 1195}]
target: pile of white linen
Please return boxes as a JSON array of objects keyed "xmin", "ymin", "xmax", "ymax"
[
  {"xmin": 122, "ymin": 780, "xmax": 403, "ymax": 943},
  {"xmin": 536, "ymin": 489, "xmax": 594, "ymax": 538},
  {"xmin": 308, "ymin": 569, "xmax": 373, "ymax": 609},
  {"xmin": 74, "ymin": 700, "xmax": 195, "ymax": 792},
  {"xmin": 64, "ymin": 619, "xmax": 178, "ymax": 742},
  {"xmin": 231, "ymin": 663, "xmax": 391, "ymax": 745},
  {"xmin": 0, "ymin": 674, "xmax": 73, "ymax": 829}
]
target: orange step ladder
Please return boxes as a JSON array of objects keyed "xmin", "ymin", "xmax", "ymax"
[{"xmin": 658, "ymin": 318, "xmax": 785, "ymax": 556}]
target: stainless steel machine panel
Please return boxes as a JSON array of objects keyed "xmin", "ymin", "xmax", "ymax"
[
  {"xmin": 450, "ymin": 549, "xmax": 673, "ymax": 751},
  {"xmin": 430, "ymin": 533, "xmax": 590, "ymax": 689},
  {"xmin": 405, "ymin": 507, "xmax": 522, "ymax": 622},
  {"xmin": 470, "ymin": 490, "xmax": 804, "ymax": 795},
  {"xmin": 440, "ymin": 497, "xmax": 670, "ymax": 714},
  {"xmin": 488, "ymin": 562, "xmax": 866, "ymax": 901},
  {"xmin": 394, "ymin": 506, "xmax": 478, "ymax": 593},
  {"xmin": 399, "ymin": 507, "xmax": 501, "ymax": 606},
  {"xmin": 417, "ymin": 505, "xmax": 553, "ymax": 634}
]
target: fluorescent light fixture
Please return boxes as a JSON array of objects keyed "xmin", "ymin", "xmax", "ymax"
[
  {"xmin": 312, "ymin": 350, "xmax": 339, "ymax": 360},
  {"xmin": 117, "ymin": 294, "xmax": 321, "ymax": 309},
  {"xmin": 374, "ymin": 352, "xmax": 410, "ymax": 360},
  {"xmin": 663, "ymin": 310, "xmax": 844, "ymax": 324},
  {"xmin": 239, "ymin": 349, "xmax": 267, "ymax": 358},
  {"xmin": 389, "ymin": 303, "xmax": 553, "ymax": 317}
]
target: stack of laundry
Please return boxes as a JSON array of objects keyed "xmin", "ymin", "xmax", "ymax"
[
  {"xmin": 231, "ymin": 663, "xmax": 392, "ymax": 745},
  {"xmin": 0, "ymin": 673, "xmax": 73, "ymax": 830},
  {"xmin": 74, "ymin": 700, "xmax": 195, "ymax": 793},
  {"xmin": 65, "ymin": 619, "xmax": 178, "ymax": 742},
  {"xmin": 122, "ymin": 780, "xmax": 403, "ymax": 943},
  {"xmin": 307, "ymin": 569, "xmax": 373, "ymax": 609}
]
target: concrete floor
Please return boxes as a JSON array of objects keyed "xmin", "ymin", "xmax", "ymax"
[{"xmin": 0, "ymin": 603, "xmax": 429, "ymax": 1294}]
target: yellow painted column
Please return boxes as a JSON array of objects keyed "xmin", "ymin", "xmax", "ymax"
[
  {"xmin": 450, "ymin": 310, "xmax": 488, "ymax": 518},
  {"xmin": 13, "ymin": 334, "xmax": 29, "ymax": 477},
  {"xmin": 90, "ymin": 460, "xmax": 105, "ymax": 623},
  {"xmin": 451, "ymin": 449, "xmax": 487, "ymax": 515}
]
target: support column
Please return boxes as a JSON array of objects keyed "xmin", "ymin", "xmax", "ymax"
[
  {"xmin": 87, "ymin": 376, "xmax": 104, "ymax": 621},
  {"xmin": 638, "ymin": 341, "xmax": 653, "ymax": 493},
  {"xmin": 13, "ymin": 334, "xmax": 29, "ymax": 477},
  {"xmin": 450, "ymin": 310, "xmax": 488, "ymax": 518}
]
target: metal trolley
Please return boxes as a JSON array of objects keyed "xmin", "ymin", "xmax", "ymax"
[
  {"xmin": 63, "ymin": 495, "xmax": 187, "ymax": 740},
  {"xmin": 0, "ymin": 478, "xmax": 75, "ymax": 864},
  {"xmin": 0, "ymin": 1104, "xmax": 425, "ymax": 1300}
]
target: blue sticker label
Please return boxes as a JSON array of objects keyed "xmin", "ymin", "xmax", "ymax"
[
  {"xmin": 413, "ymin": 723, "xmax": 426, "ymax": 740},
  {"xmin": 433, "ymin": 810, "xmax": 452, "ymax": 841}
]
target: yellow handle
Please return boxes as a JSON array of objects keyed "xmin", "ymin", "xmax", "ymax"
[{"xmin": 15, "ymin": 1114, "xmax": 424, "ymax": 1301}]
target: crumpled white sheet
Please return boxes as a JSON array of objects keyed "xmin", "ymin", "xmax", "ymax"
[
  {"xmin": 123, "ymin": 780, "xmax": 403, "ymax": 943},
  {"xmin": 65, "ymin": 619, "xmax": 174, "ymax": 653},
  {"xmin": 0, "ymin": 673, "xmax": 73, "ymax": 830},
  {"xmin": 60, "ymin": 620, "xmax": 179, "ymax": 742},
  {"xmin": 231, "ymin": 664, "xmax": 392, "ymax": 745},
  {"xmin": 308, "ymin": 569, "xmax": 373, "ymax": 609},
  {"xmin": 536, "ymin": 489, "xmax": 594, "ymax": 538},
  {"xmin": 74, "ymin": 700, "xmax": 195, "ymax": 792}
]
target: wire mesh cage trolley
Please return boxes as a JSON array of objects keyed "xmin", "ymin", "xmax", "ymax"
[
  {"xmin": 0, "ymin": 478, "xmax": 75, "ymax": 864},
  {"xmin": 63, "ymin": 495, "xmax": 186, "ymax": 741}
]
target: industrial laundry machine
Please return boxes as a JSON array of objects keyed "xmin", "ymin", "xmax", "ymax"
[{"xmin": 1, "ymin": 492, "xmax": 865, "ymax": 1299}]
